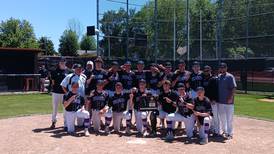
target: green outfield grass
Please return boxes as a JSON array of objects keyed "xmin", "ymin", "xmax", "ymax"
[{"xmin": 0, "ymin": 93, "xmax": 274, "ymax": 121}]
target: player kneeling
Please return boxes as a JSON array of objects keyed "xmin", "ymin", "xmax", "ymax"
[
  {"xmin": 108, "ymin": 82, "xmax": 132, "ymax": 134},
  {"xmin": 87, "ymin": 80, "xmax": 112, "ymax": 134},
  {"xmin": 63, "ymin": 82, "xmax": 90, "ymax": 137},
  {"xmin": 193, "ymin": 87, "xmax": 212, "ymax": 145},
  {"xmin": 165, "ymin": 83, "xmax": 195, "ymax": 141}
]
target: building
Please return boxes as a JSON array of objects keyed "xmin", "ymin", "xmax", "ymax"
[{"xmin": 0, "ymin": 47, "xmax": 42, "ymax": 92}]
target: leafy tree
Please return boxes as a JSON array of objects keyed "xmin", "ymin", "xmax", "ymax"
[
  {"xmin": 0, "ymin": 18, "xmax": 38, "ymax": 48},
  {"xmin": 38, "ymin": 37, "xmax": 56, "ymax": 55},
  {"xmin": 67, "ymin": 18, "xmax": 83, "ymax": 40},
  {"xmin": 80, "ymin": 35, "xmax": 96, "ymax": 52},
  {"xmin": 58, "ymin": 30, "xmax": 79, "ymax": 56}
]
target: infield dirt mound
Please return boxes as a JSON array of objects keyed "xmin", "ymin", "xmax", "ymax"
[{"xmin": 0, "ymin": 114, "xmax": 274, "ymax": 154}]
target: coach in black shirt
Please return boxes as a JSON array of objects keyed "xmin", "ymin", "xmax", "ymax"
[{"xmin": 50, "ymin": 58, "xmax": 67, "ymax": 129}]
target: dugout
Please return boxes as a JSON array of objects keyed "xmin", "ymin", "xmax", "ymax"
[{"xmin": 0, "ymin": 47, "xmax": 42, "ymax": 92}]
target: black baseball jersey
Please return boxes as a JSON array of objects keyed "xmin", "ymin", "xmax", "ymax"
[
  {"xmin": 193, "ymin": 97, "xmax": 212, "ymax": 124},
  {"xmin": 105, "ymin": 71, "xmax": 120, "ymax": 91},
  {"xmin": 134, "ymin": 70, "xmax": 147, "ymax": 87},
  {"xmin": 87, "ymin": 69, "xmax": 108, "ymax": 92},
  {"xmin": 172, "ymin": 70, "xmax": 190, "ymax": 88},
  {"xmin": 158, "ymin": 90, "xmax": 178, "ymax": 114},
  {"xmin": 177, "ymin": 94, "xmax": 193, "ymax": 117},
  {"xmin": 109, "ymin": 93, "xmax": 129, "ymax": 112},
  {"xmin": 83, "ymin": 69, "xmax": 93, "ymax": 80},
  {"xmin": 51, "ymin": 67, "xmax": 67, "ymax": 94},
  {"xmin": 63, "ymin": 91, "xmax": 85, "ymax": 112},
  {"xmin": 190, "ymin": 72, "xmax": 203, "ymax": 90},
  {"xmin": 204, "ymin": 75, "xmax": 219, "ymax": 102},
  {"xmin": 146, "ymin": 72, "xmax": 161, "ymax": 90},
  {"xmin": 133, "ymin": 90, "xmax": 150, "ymax": 111},
  {"xmin": 89, "ymin": 90, "xmax": 109, "ymax": 110},
  {"xmin": 119, "ymin": 70, "xmax": 135, "ymax": 90}
]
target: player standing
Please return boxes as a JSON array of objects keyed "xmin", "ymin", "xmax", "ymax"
[
  {"xmin": 50, "ymin": 58, "xmax": 67, "ymax": 128},
  {"xmin": 189, "ymin": 61, "xmax": 203, "ymax": 98}
]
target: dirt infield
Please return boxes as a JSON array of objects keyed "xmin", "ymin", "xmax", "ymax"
[{"xmin": 0, "ymin": 114, "xmax": 274, "ymax": 154}]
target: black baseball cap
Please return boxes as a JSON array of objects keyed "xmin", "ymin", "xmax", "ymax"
[
  {"xmin": 95, "ymin": 56, "xmax": 103, "ymax": 63},
  {"xmin": 192, "ymin": 61, "xmax": 200, "ymax": 66},
  {"xmin": 115, "ymin": 82, "xmax": 123, "ymax": 86},
  {"xmin": 112, "ymin": 61, "xmax": 119, "ymax": 66},
  {"xmin": 73, "ymin": 64, "xmax": 82, "ymax": 69},
  {"xmin": 177, "ymin": 83, "xmax": 185, "ymax": 89},
  {"xmin": 178, "ymin": 60, "xmax": 186, "ymax": 65},
  {"xmin": 139, "ymin": 79, "xmax": 146, "ymax": 84},
  {"xmin": 97, "ymin": 80, "xmax": 104, "ymax": 85},
  {"xmin": 124, "ymin": 61, "xmax": 131, "ymax": 65},
  {"xmin": 219, "ymin": 62, "xmax": 227, "ymax": 68},
  {"xmin": 150, "ymin": 63, "xmax": 157, "ymax": 67},
  {"xmin": 137, "ymin": 60, "xmax": 144, "ymax": 65},
  {"xmin": 196, "ymin": 86, "xmax": 205, "ymax": 91},
  {"xmin": 165, "ymin": 62, "xmax": 172, "ymax": 68},
  {"xmin": 163, "ymin": 80, "xmax": 171, "ymax": 85}
]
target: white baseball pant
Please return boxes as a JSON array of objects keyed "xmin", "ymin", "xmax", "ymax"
[
  {"xmin": 65, "ymin": 109, "xmax": 90, "ymax": 133},
  {"xmin": 218, "ymin": 103, "xmax": 234, "ymax": 136},
  {"xmin": 91, "ymin": 109, "xmax": 112, "ymax": 132},
  {"xmin": 198, "ymin": 116, "xmax": 212, "ymax": 139},
  {"xmin": 134, "ymin": 110, "xmax": 148, "ymax": 133},
  {"xmin": 51, "ymin": 93, "xmax": 66, "ymax": 125},
  {"xmin": 211, "ymin": 102, "xmax": 220, "ymax": 134},
  {"xmin": 166, "ymin": 113, "xmax": 195, "ymax": 137},
  {"xmin": 112, "ymin": 111, "xmax": 131, "ymax": 131}
]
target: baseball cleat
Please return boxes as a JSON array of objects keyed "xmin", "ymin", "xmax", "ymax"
[
  {"xmin": 50, "ymin": 122, "xmax": 56, "ymax": 129},
  {"xmin": 125, "ymin": 127, "xmax": 131, "ymax": 135},
  {"xmin": 165, "ymin": 131, "xmax": 174, "ymax": 141},
  {"xmin": 226, "ymin": 135, "xmax": 233, "ymax": 140},
  {"xmin": 105, "ymin": 126, "xmax": 110, "ymax": 135},
  {"xmin": 143, "ymin": 130, "xmax": 149, "ymax": 137},
  {"xmin": 84, "ymin": 130, "xmax": 90, "ymax": 137},
  {"xmin": 199, "ymin": 138, "xmax": 208, "ymax": 145}
]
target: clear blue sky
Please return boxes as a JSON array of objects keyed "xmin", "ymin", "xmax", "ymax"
[{"xmin": 0, "ymin": 0, "xmax": 148, "ymax": 51}]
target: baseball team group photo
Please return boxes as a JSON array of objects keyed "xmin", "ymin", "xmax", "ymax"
[{"xmin": 0, "ymin": 0, "xmax": 274, "ymax": 154}]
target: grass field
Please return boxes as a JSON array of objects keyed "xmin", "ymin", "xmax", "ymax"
[{"xmin": 0, "ymin": 93, "xmax": 274, "ymax": 120}]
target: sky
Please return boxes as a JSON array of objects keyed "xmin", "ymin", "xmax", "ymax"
[{"xmin": 0, "ymin": 0, "xmax": 149, "ymax": 50}]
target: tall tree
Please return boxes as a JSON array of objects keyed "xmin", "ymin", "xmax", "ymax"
[
  {"xmin": 80, "ymin": 35, "xmax": 96, "ymax": 51},
  {"xmin": 0, "ymin": 18, "xmax": 38, "ymax": 48},
  {"xmin": 58, "ymin": 30, "xmax": 79, "ymax": 56},
  {"xmin": 38, "ymin": 37, "xmax": 56, "ymax": 55}
]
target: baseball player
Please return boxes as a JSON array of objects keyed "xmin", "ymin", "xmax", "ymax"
[
  {"xmin": 130, "ymin": 79, "xmax": 150, "ymax": 137},
  {"xmin": 87, "ymin": 80, "xmax": 112, "ymax": 134},
  {"xmin": 63, "ymin": 82, "xmax": 90, "ymax": 136},
  {"xmin": 202, "ymin": 65, "xmax": 220, "ymax": 136},
  {"xmin": 50, "ymin": 58, "xmax": 67, "ymax": 129},
  {"xmin": 105, "ymin": 61, "xmax": 120, "ymax": 97},
  {"xmin": 193, "ymin": 87, "xmax": 212, "ymax": 145},
  {"xmin": 86, "ymin": 56, "xmax": 108, "ymax": 95},
  {"xmin": 60, "ymin": 64, "xmax": 86, "ymax": 130},
  {"xmin": 165, "ymin": 83, "xmax": 195, "ymax": 141},
  {"xmin": 134, "ymin": 60, "xmax": 147, "ymax": 87},
  {"xmin": 146, "ymin": 63, "xmax": 162, "ymax": 96},
  {"xmin": 189, "ymin": 61, "xmax": 203, "ymax": 98},
  {"xmin": 158, "ymin": 80, "xmax": 178, "ymax": 129},
  {"xmin": 108, "ymin": 82, "xmax": 132, "ymax": 134},
  {"xmin": 119, "ymin": 61, "xmax": 136, "ymax": 125},
  {"xmin": 171, "ymin": 60, "xmax": 190, "ymax": 88}
]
